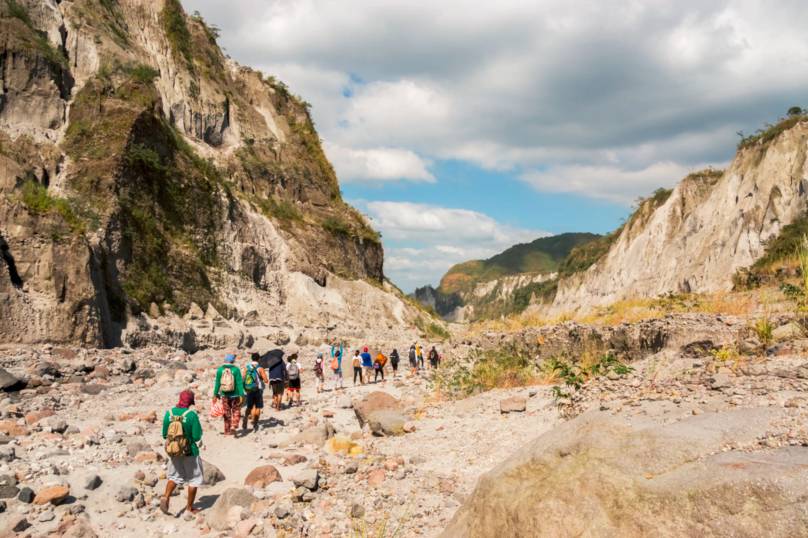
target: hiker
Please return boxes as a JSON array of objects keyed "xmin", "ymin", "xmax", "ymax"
[
  {"xmin": 416, "ymin": 344, "xmax": 425, "ymax": 370},
  {"xmin": 374, "ymin": 351, "xmax": 387, "ymax": 383},
  {"xmin": 266, "ymin": 350, "xmax": 287, "ymax": 410},
  {"xmin": 286, "ymin": 354, "xmax": 302, "ymax": 406},
  {"xmin": 242, "ymin": 353, "xmax": 268, "ymax": 432},
  {"xmin": 213, "ymin": 354, "xmax": 245, "ymax": 436},
  {"xmin": 161, "ymin": 389, "xmax": 203, "ymax": 515},
  {"xmin": 314, "ymin": 352, "xmax": 325, "ymax": 393},
  {"xmin": 390, "ymin": 348, "xmax": 400, "ymax": 377},
  {"xmin": 360, "ymin": 346, "xmax": 374, "ymax": 382},
  {"xmin": 330, "ymin": 343, "xmax": 344, "ymax": 390},
  {"xmin": 408, "ymin": 344, "xmax": 417, "ymax": 374},
  {"xmin": 429, "ymin": 346, "xmax": 440, "ymax": 369},
  {"xmin": 352, "ymin": 349, "xmax": 363, "ymax": 385}
]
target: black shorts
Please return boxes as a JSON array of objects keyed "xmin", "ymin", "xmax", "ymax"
[
  {"xmin": 288, "ymin": 378, "xmax": 301, "ymax": 391},
  {"xmin": 270, "ymin": 380, "xmax": 284, "ymax": 396},
  {"xmin": 245, "ymin": 389, "xmax": 263, "ymax": 409},
  {"xmin": 391, "ymin": 360, "xmax": 399, "ymax": 371}
]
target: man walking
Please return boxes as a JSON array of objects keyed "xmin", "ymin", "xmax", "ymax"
[
  {"xmin": 213, "ymin": 354, "xmax": 245, "ymax": 436},
  {"xmin": 242, "ymin": 353, "xmax": 268, "ymax": 432}
]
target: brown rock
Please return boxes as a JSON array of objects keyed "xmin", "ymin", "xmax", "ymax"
[
  {"xmin": 138, "ymin": 411, "xmax": 157, "ymax": 423},
  {"xmin": 283, "ymin": 454, "xmax": 308, "ymax": 466},
  {"xmin": 134, "ymin": 451, "xmax": 161, "ymax": 463},
  {"xmin": 367, "ymin": 468, "xmax": 385, "ymax": 487},
  {"xmin": 322, "ymin": 409, "xmax": 335, "ymax": 418},
  {"xmin": 0, "ymin": 421, "xmax": 26, "ymax": 437},
  {"xmin": 24, "ymin": 409, "xmax": 54, "ymax": 425},
  {"xmin": 33, "ymin": 484, "xmax": 69, "ymax": 505},
  {"xmin": 500, "ymin": 396, "xmax": 527, "ymax": 414},
  {"xmin": 244, "ymin": 465, "xmax": 282, "ymax": 488},
  {"xmin": 353, "ymin": 392, "xmax": 402, "ymax": 427}
]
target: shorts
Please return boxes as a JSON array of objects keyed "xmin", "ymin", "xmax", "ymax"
[
  {"xmin": 270, "ymin": 380, "xmax": 284, "ymax": 396},
  {"xmin": 391, "ymin": 360, "xmax": 399, "ymax": 371},
  {"xmin": 288, "ymin": 378, "xmax": 301, "ymax": 391},
  {"xmin": 167, "ymin": 456, "xmax": 204, "ymax": 487},
  {"xmin": 245, "ymin": 389, "xmax": 263, "ymax": 409}
]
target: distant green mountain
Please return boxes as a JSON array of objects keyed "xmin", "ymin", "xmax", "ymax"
[{"xmin": 438, "ymin": 232, "xmax": 601, "ymax": 295}]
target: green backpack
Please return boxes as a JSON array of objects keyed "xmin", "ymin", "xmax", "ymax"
[{"xmin": 244, "ymin": 364, "xmax": 258, "ymax": 392}]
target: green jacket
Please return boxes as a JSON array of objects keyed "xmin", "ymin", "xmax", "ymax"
[
  {"xmin": 162, "ymin": 407, "xmax": 203, "ymax": 456},
  {"xmin": 213, "ymin": 364, "xmax": 245, "ymax": 398}
]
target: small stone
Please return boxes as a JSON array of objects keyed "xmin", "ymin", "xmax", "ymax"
[
  {"xmin": 244, "ymin": 465, "xmax": 281, "ymax": 488},
  {"xmin": 500, "ymin": 396, "xmax": 527, "ymax": 413},
  {"xmin": 344, "ymin": 462, "xmax": 359, "ymax": 474},
  {"xmin": 403, "ymin": 421, "xmax": 416, "ymax": 433},
  {"xmin": 38, "ymin": 510, "xmax": 55, "ymax": 522},
  {"xmin": 85, "ymin": 474, "xmax": 103, "ymax": 491},
  {"xmin": 351, "ymin": 503, "xmax": 365, "ymax": 518},
  {"xmin": 0, "ymin": 446, "xmax": 15, "ymax": 462},
  {"xmin": 289, "ymin": 468, "xmax": 317, "ymax": 490},
  {"xmin": 274, "ymin": 501, "xmax": 292, "ymax": 519},
  {"xmin": 367, "ymin": 469, "xmax": 385, "ymax": 487},
  {"xmin": 33, "ymin": 484, "xmax": 69, "ymax": 505},
  {"xmin": 17, "ymin": 487, "xmax": 34, "ymax": 503},
  {"xmin": 116, "ymin": 486, "xmax": 138, "ymax": 503}
]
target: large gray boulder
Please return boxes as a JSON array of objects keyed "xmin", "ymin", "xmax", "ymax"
[
  {"xmin": 205, "ymin": 488, "xmax": 256, "ymax": 531},
  {"xmin": 442, "ymin": 408, "xmax": 808, "ymax": 537}
]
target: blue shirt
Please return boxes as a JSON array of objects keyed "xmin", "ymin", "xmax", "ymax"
[{"xmin": 360, "ymin": 352, "xmax": 373, "ymax": 367}]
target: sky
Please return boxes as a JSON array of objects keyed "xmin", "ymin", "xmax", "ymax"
[{"xmin": 182, "ymin": 0, "xmax": 808, "ymax": 292}]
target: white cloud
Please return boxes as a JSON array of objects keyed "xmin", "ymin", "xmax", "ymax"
[
  {"xmin": 520, "ymin": 161, "xmax": 715, "ymax": 204},
  {"xmin": 184, "ymin": 0, "xmax": 808, "ymax": 199},
  {"xmin": 360, "ymin": 201, "xmax": 545, "ymax": 290},
  {"xmin": 324, "ymin": 143, "xmax": 434, "ymax": 182}
]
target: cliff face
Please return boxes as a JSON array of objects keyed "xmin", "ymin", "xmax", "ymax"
[
  {"xmin": 553, "ymin": 122, "xmax": 808, "ymax": 312},
  {"xmin": 0, "ymin": 0, "xmax": 410, "ymax": 348}
]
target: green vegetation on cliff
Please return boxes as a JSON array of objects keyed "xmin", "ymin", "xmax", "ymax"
[{"xmin": 439, "ymin": 232, "xmax": 600, "ymax": 295}]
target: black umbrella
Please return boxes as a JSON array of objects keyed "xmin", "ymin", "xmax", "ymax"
[{"xmin": 260, "ymin": 349, "xmax": 284, "ymax": 369}]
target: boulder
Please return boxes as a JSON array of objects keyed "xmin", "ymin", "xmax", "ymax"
[
  {"xmin": 442, "ymin": 408, "xmax": 808, "ymax": 537},
  {"xmin": 499, "ymin": 396, "xmax": 527, "ymax": 414},
  {"xmin": 0, "ymin": 368, "xmax": 24, "ymax": 392},
  {"xmin": 292, "ymin": 423, "xmax": 332, "ymax": 446},
  {"xmin": 368, "ymin": 410, "xmax": 406, "ymax": 436},
  {"xmin": 244, "ymin": 465, "xmax": 282, "ymax": 488},
  {"xmin": 206, "ymin": 488, "xmax": 257, "ymax": 531},
  {"xmin": 33, "ymin": 484, "xmax": 69, "ymax": 505},
  {"xmin": 202, "ymin": 459, "xmax": 226, "ymax": 485},
  {"xmin": 290, "ymin": 469, "xmax": 319, "ymax": 491},
  {"xmin": 354, "ymin": 391, "xmax": 402, "ymax": 427},
  {"xmin": 773, "ymin": 322, "xmax": 803, "ymax": 341}
]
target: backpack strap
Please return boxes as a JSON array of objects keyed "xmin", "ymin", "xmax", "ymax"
[{"xmin": 174, "ymin": 409, "xmax": 192, "ymax": 421}]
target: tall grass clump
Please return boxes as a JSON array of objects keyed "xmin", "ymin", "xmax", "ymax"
[{"xmin": 432, "ymin": 348, "xmax": 540, "ymax": 399}]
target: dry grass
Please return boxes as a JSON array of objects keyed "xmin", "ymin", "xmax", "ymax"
[{"xmin": 460, "ymin": 289, "xmax": 783, "ymax": 336}]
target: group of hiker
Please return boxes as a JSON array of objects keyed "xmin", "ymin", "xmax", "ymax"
[
  {"xmin": 318, "ymin": 342, "xmax": 441, "ymax": 391},
  {"xmin": 158, "ymin": 341, "xmax": 442, "ymax": 515}
]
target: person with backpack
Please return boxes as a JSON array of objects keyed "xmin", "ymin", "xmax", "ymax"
[
  {"xmin": 330, "ymin": 343, "xmax": 344, "ymax": 390},
  {"xmin": 416, "ymin": 344, "xmax": 425, "ymax": 371},
  {"xmin": 266, "ymin": 350, "xmax": 287, "ymax": 410},
  {"xmin": 408, "ymin": 344, "xmax": 417, "ymax": 374},
  {"xmin": 286, "ymin": 354, "xmax": 302, "ymax": 406},
  {"xmin": 242, "ymin": 354, "xmax": 268, "ymax": 432},
  {"xmin": 429, "ymin": 346, "xmax": 440, "ymax": 369},
  {"xmin": 314, "ymin": 352, "xmax": 325, "ymax": 393},
  {"xmin": 374, "ymin": 352, "xmax": 387, "ymax": 383},
  {"xmin": 213, "ymin": 354, "xmax": 245, "ymax": 436},
  {"xmin": 352, "ymin": 349, "xmax": 363, "ymax": 385},
  {"xmin": 360, "ymin": 346, "xmax": 374, "ymax": 382},
  {"xmin": 390, "ymin": 348, "xmax": 400, "ymax": 377},
  {"xmin": 160, "ymin": 390, "xmax": 203, "ymax": 515}
]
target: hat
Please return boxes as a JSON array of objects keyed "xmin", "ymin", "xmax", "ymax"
[
  {"xmin": 363, "ymin": 346, "xmax": 368, "ymax": 352},
  {"xmin": 224, "ymin": 354, "xmax": 236, "ymax": 363}
]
